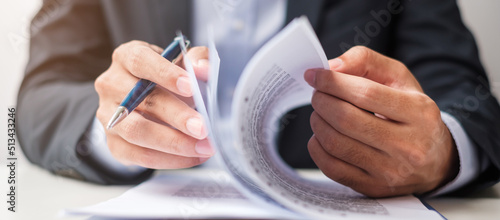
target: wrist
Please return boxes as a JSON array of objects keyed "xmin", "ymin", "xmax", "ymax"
[{"xmin": 420, "ymin": 125, "xmax": 460, "ymax": 195}]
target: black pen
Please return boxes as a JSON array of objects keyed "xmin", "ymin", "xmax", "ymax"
[{"xmin": 107, "ymin": 35, "xmax": 190, "ymax": 129}]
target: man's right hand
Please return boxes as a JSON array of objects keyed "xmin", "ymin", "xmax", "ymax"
[{"xmin": 95, "ymin": 40, "xmax": 214, "ymax": 169}]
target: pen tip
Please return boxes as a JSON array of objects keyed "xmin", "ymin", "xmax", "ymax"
[{"xmin": 106, "ymin": 106, "xmax": 129, "ymax": 130}]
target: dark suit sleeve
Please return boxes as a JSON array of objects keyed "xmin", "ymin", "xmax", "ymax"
[
  {"xmin": 390, "ymin": 0, "xmax": 500, "ymax": 195},
  {"xmin": 16, "ymin": 0, "xmax": 153, "ymax": 184}
]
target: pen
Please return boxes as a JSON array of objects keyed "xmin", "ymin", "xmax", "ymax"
[{"xmin": 106, "ymin": 35, "xmax": 190, "ymax": 129}]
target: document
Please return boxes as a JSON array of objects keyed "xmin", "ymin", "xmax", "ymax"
[
  {"xmin": 65, "ymin": 170, "xmax": 299, "ymax": 219},
  {"xmin": 64, "ymin": 169, "xmax": 441, "ymax": 220},
  {"xmin": 64, "ymin": 17, "xmax": 444, "ymax": 219}
]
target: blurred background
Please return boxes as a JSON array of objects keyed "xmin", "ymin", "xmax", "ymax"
[
  {"xmin": 0, "ymin": 0, "xmax": 499, "ymax": 191},
  {"xmin": 2, "ymin": 0, "xmax": 499, "ymax": 120}
]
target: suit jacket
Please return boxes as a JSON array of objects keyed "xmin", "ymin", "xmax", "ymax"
[{"xmin": 17, "ymin": 0, "xmax": 500, "ymax": 195}]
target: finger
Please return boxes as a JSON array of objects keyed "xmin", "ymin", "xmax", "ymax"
[
  {"xmin": 147, "ymin": 43, "xmax": 164, "ymax": 54},
  {"xmin": 310, "ymin": 111, "xmax": 388, "ymax": 173},
  {"xmin": 330, "ymin": 46, "xmax": 422, "ymax": 91},
  {"xmin": 113, "ymin": 40, "xmax": 193, "ymax": 97},
  {"xmin": 305, "ymin": 69, "xmax": 419, "ymax": 122},
  {"xmin": 96, "ymin": 64, "xmax": 206, "ymax": 139},
  {"xmin": 186, "ymin": 47, "xmax": 210, "ymax": 82},
  {"xmin": 96, "ymin": 59, "xmax": 208, "ymax": 140},
  {"xmin": 308, "ymin": 135, "xmax": 372, "ymax": 190},
  {"xmin": 110, "ymin": 111, "xmax": 214, "ymax": 157},
  {"xmin": 137, "ymin": 86, "xmax": 208, "ymax": 139},
  {"xmin": 95, "ymin": 65, "xmax": 141, "ymax": 100},
  {"xmin": 107, "ymin": 134, "xmax": 209, "ymax": 169},
  {"xmin": 311, "ymin": 91, "xmax": 402, "ymax": 153}
]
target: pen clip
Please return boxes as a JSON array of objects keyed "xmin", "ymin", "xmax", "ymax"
[
  {"xmin": 171, "ymin": 31, "xmax": 190, "ymax": 63},
  {"xmin": 176, "ymin": 31, "xmax": 191, "ymax": 54}
]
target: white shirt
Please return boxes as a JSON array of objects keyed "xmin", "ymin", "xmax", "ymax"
[{"xmin": 83, "ymin": 0, "xmax": 481, "ymax": 197}]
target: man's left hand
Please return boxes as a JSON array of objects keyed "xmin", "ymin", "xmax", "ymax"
[{"xmin": 304, "ymin": 46, "xmax": 459, "ymax": 197}]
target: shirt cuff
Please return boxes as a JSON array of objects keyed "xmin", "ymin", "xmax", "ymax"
[
  {"xmin": 428, "ymin": 111, "xmax": 481, "ymax": 196},
  {"xmin": 80, "ymin": 117, "xmax": 148, "ymax": 177}
]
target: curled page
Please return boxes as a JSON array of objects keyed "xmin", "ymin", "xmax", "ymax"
[
  {"xmin": 230, "ymin": 17, "xmax": 443, "ymax": 219},
  {"xmin": 174, "ymin": 17, "xmax": 443, "ymax": 220},
  {"xmin": 64, "ymin": 17, "xmax": 444, "ymax": 220}
]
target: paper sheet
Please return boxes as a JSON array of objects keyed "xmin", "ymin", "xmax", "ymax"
[
  {"xmin": 64, "ymin": 18, "xmax": 444, "ymax": 220},
  {"xmin": 228, "ymin": 17, "xmax": 443, "ymax": 219},
  {"xmin": 64, "ymin": 169, "xmax": 443, "ymax": 220},
  {"xmin": 64, "ymin": 170, "xmax": 300, "ymax": 219}
]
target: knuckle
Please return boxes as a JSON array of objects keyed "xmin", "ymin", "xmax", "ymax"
[
  {"xmin": 127, "ymin": 46, "xmax": 148, "ymax": 74},
  {"xmin": 95, "ymin": 108, "xmax": 106, "ymax": 122},
  {"xmin": 320, "ymin": 136, "xmax": 337, "ymax": 154},
  {"xmin": 94, "ymin": 76, "xmax": 104, "ymax": 93},
  {"xmin": 424, "ymin": 107, "xmax": 441, "ymax": 123},
  {"xmin": 414, "ymin": 93, "xmax": 435, "ymax": 110},
  {"xmin": 413, "ymin": 93, "xmax": 441, "ymax": 122},
  {"xmin": 382, "ymin": 169, "xmax": 402, "ymax": 186},
  {"xmin": 396, "ymin": 141, "xmax": 428, "ymax": 167},
  {"xmin": 113, "ymin": 40, "xmax": 147, "ymax": 63},
  {"xmin": 307, "ymin": 136, "xmax": 321, "ymax": 156},
  {"xmin": 94, "ymin": 73, "xmax": 110, "ymax": 94},
  {"xmin": 408, "ymin": 148, "xmax": 428, "ymax": 168},
  {"xmin": 111, "ymin": 44, "xmax": 124, "ymax": 62},
  {"xmin": 306, "ymin": 139, "xmax": 315, "ymax": 154},
  {"xmin": 310, "ymin": 91, "xmax": 322, "ymax": 109},
  {"xmin": 309, "ymin": 111, "xmax": 321, "ymax": 130},
  {"xmin": 350, "ymin": 46, "xmax": 371, "ymax": 61},
  {"xmin": 394, "ymin": 60, "xmax": 409, "ymax": 74},
  {"xmin": 94, "ymin": 83, "xmax": 103, "ymax": 96}
]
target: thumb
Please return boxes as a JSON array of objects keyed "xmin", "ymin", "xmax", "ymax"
[
  {"xmin": 331, "ymin": 46, "xmax": 422, "ymax": 92},
  {"xmin": 186, "ymin": 47, "xmax": 210, "ymax": 82},
  {"xmin": 192, "ymin": 58, "xmax": 209, "ymax": 82}
]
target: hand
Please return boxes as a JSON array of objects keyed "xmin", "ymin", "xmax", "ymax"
[
  {"xmin": 304, "ymin": 46, "xmax": 459, "ymax": 197},
  {"xmin": 95, "ymin": 40, "xmax": 214, "ymax": 169}
]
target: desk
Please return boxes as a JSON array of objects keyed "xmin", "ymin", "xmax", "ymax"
[{"xmin": 2, "ymin": 159, "xmax": 500, "ymax": 220}]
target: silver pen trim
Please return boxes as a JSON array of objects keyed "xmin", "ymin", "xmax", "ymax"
[{"xmin": 106, "ymin": 106, "xmax": 129, "ymax": 130}]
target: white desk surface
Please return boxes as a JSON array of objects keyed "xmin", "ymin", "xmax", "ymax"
[{"xmin": 2, "ymin": 160, "xmax": 500, "ymax": 220}]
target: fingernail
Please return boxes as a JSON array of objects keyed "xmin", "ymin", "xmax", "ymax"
[
  {"xmin": 176, "ymin": 76, "xmax": 192, "ymax": 96},
  {"xmin": 329, "ymin": 58, "xmax": 343, "ymax": 70},
  {"xmin": 195, "ymin": 139, "xmax": 214, "ymax": 156},
  {"xmin": 196, "ymin": 59, "xmax": 209, "ymax": 68},
  {"xmin": 199, "ymin": 157, "xmax": 210, "ymax": 163},
  {"xmin": 304, "ymin": 69, "xmax": 317, "ymax": 86},
  {"xmin": 186, "ymin": 117, "xmax": 207, "ymax": 138},
  {"xmin": 195, "ymin": 59, "xmax": 210, "ymax": 81}
]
